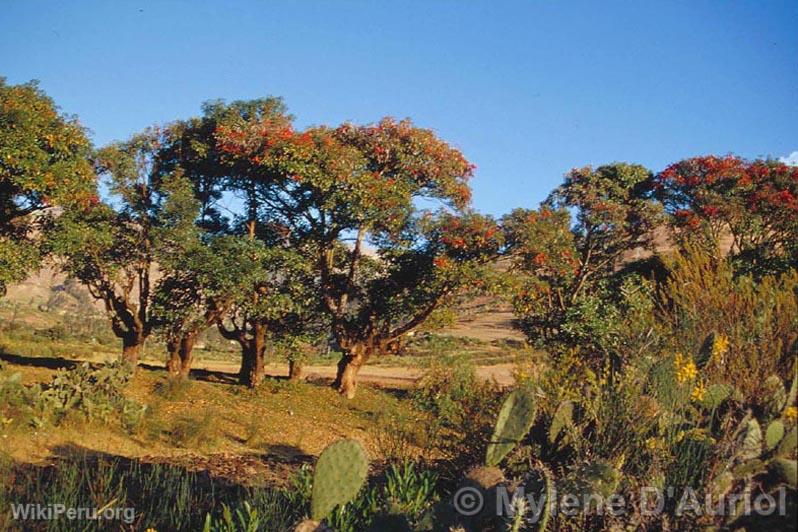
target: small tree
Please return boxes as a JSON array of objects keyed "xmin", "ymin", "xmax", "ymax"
[
  {"xmin": 328, "ymin": 211, "xmax": 502, "ymax": 398},
  {"xmin": 148, "ymin": 175, "xmax": 234, "ymax": 378},
  {"xmin": 504, "ymin": 163, "xmax": 662, "ymax": 354},
  {"xmin": 0, "ymin": 78, "xmax": 94, "ymax": 295},
  {"xmin": 49, "ymin": 129, "xmax": 197, "ymax": 364},
  {"xmin": 215, "ymin": 240, "xmax": 320, "ymax": 387},
  {"xmin": 153, "ymin": 236, "xmax": 260, "ymax": 378},
  {"xmin": 652, "ymin": 155, "xmax": 798, "ymax": 275}
]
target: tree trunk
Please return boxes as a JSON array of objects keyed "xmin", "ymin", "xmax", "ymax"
[
  {"xmin": 288, "ymin": 360, "xmax": 304, "ymax": 381},
  {"xmin": 239, "ymin": 323, "xmax": 266, "ymax": 387},
  {"xmin": 121, "ymin": 334, "xmax": 142, "ymax": 365},
  {"xmin": 178, "ymin": 333, "xmax": 196, "ymax": 378},
  {"xmin": 166, "ymin": 337, "xmax": 181, "ymax": 375},
  {"xmin": 334, "ymin": 344, "xmax": 372, "ymax": 399}
]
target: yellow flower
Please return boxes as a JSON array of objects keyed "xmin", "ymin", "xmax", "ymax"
[
  {"xmin": 691, "ymin": 381, "xmax": 706, "ymax": 402},
  {"xmin": 711, "ymin": 334, "xmax": 729, "ymax": 363},
  {"xmin": 674, "ymin": 353, "xmax": 697, "ymax": 384},
  {"xmin": 645, "ymin": 437, "xmax": 664, "ymax": 451},
  {"xmin": 785, "ymin": 406, "xmax": 798, "ymax": 423}
]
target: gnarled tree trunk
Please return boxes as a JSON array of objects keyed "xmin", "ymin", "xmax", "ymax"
[
  {"xmin": 334, "ymin": 343, "xmax": 375, "ymax": 399},
  {"xmin": 121, "ymin": 333, "xmax": 143, "ymax": 365},
  {"xmin": 238, "ymin": 322, "xmax": 267, "ymax": 387},
  {"xmin": 178, "ymin": 334, "xmax": 196, "ymax": 378},
  {"xmin": 218, "ymin": 317, "xmax": 269, "ymax": 388},
  {"xmin": 167, "ymin": 333, "xmax": 197, "ymax": 378},
  {"xmin": 288, "ymin": 360, "xmax": 304, "ymax": 381},
  {"xmin": 166, "ymin": 337, "xmax": 181, "ymax": 375}
]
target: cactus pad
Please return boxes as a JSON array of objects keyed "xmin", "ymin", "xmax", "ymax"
[
  {"xmin": 310, "ymin": 439, "xmax": 369, "ymax": 521},
  {"xmin": 521, "ymin": 465, "xmax": 554, "ymax": 531},
  {"xmin": 778, "ymin": 427, "xmax": 797, "ymax": 457},
  {"xmin": 771, "ymin": 458, "xmax": 797, "ymax": 487},
  {"xmin": 548, "ymin": 400, "xmax": 574, "ymax": 445},
  {"xmin": 766, "ymin": 420, "xmax": 785, "ymax": 450},
  {"xmin": 763, "ymin": 375, "xmax": 787, "ymax": 417},
  {"xmin": 736, "ymin": 418, "xmax": 762, "ymax": 460},
  {"xmin": 699, "ymin": 383, "xmax": 732, "ymax": 411},
  {"xmin": 486, "ymin": 389, "xmax": 538, "ymax": 467}
]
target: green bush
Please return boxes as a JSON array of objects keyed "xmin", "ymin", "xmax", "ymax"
[{"xmin": 411, "ymin": 357, "xmax": 503, "ymax": 474}]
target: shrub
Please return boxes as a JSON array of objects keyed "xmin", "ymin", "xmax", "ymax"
[
  {"xmin": 412, "ymin": 357, "xmax": 503, "ymax": 477},
  {"xmin": 655, "ymin": 245, "xmax": 797, "ymax": 404},
  {"xmin": 167, "ymin": 411, "xmax": 217, "ymax": 448}
]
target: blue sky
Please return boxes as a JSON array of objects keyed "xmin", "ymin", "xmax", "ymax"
[{"xmin": 1, "ymin": 0, "xmax": 796, "ymax": 216}]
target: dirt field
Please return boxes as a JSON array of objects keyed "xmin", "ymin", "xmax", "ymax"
[{"xmin": 189, "ymin": 359, "xmax": 517, "ymax": 388}]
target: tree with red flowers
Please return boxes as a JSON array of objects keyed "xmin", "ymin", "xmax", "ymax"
[
  {"xmin": 218, "ymin": 117, "xmax": 502, "ymax": 397},
  {"xmin": 158, "ymin": 97, "xmax": 312, "ymax": 386},
  {"xmin": 652, "ymin": 155, "xmax": 798, "ymax": 274},
  {"xmin": 504, "ymin": 163, "xmax": 662, "ymax": 351}
]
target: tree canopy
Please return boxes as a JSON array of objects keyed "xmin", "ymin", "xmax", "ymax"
[{"xmin": 0, "ymin": 78, "xmax": 95, "ymax": 295}]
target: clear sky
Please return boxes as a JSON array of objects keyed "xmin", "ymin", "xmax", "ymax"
[{"xmin": 2, "ymin": 0, "xmax": 796, "ymax": 216}]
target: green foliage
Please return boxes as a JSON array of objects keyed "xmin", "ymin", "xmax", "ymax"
[
  {"xmin": 485, "ymin": 389, "xmax": 538, "ymax": 467},
  {"xmin": 699, "ymin": 383, "xmax": 733, "ymax": 411},
  {"xmin": 166, "ymin": 411, "xmax": 217, "ymax": 449},
  {"xmin": 654, "ymin": 246, "xmax": 797, "ymax": 406},
  {"xmin": 216, "ymin": 114, "xmax": 502, "ymax": 396},
  {"xmin": 310, "ymin": 439, "xmax": 369, "ymax": 521},
  {"xmin": 503, "ymin": 163, "xmax": 662, "ymax": 353},
  {"xmin": 559, "ymin": 461, "xmax": 621, "ymax": 510},
  {"xmin": 202, "ymin": 502, "xmax": 261, "ymax": 532},
  {"xmin": 411, "ymin": 357, "xmax": 503, "ymax": 472},
  {"xmin": 47, "ymin": 131, "xmax": 204, "ymax": 359},
  {"xmin": 0, "ymin": 453, "xmax": 305, "ymax": 531},
  {"xmin": 0, "ymin": 361, "xmax": 144, "ymax": 430},
  {"xmin": 548, "ymin": 399, "xmax": 575, "ymax": 447},
  {"xmin": 382, "ymin": 461, "xmax": 438, "ymax": 527},
  {"xmin": 0, "ymin": 78, "xmax": 95, "ymax": 296}
]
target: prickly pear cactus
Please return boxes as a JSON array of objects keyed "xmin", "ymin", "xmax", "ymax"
[
  {"xmin": 735, "ymin": 417, "xmax": 762, "ymax": 460},
  {"xmin": 486, "ymin": 389, "xmax": 538, "ymax": 467},
  {"xmin": 771, "ymin": 458, "xmax": 797, "ymax": 487},
  {"xmin": 763, "ymin": 375, "xmax": 787, "ymax": 418},
  {"xmin": 558, "ymin": 461, "xmax": 621, "ymax": 512},
  {"xmin": 548, "ymin": 400, "xmax": 574, "ymax": 447},
  {"xmin": 310, "ymin": 439, "xmax": 369, "ymax": 521},
  {"xmin": 517, "ymin": 464, "xmax": 554, "ymax": 531},
  {"xmin": 779, "ymin": 427, "xmax": 797, "ymax": 456},
  {"xmin": 699, "ymin": 383, "xmax": 733, "ymax": 411},
  {"xmin": 766, "ymin": 420, "xmax": 785, "ymax": 450}
]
